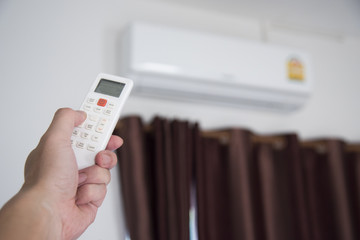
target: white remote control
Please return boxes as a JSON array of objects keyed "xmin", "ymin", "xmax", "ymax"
[{"xmin": 71, "ymin": 73, "xmax": 133, "ymax": 169}]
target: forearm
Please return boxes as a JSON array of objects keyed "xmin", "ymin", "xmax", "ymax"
[{"xmin": 0, "ymin": 188, "xmax": 62, "ymax": 240}]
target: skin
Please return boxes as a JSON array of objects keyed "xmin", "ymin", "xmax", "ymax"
[{"xmin": 0, "ymin": 108, "xmax": 123, "ymax": 240}]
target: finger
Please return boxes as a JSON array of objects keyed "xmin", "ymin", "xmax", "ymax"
[
  {"xmin": 95, "ymin": 150, "xmax": 118, "ymax": 169},
  {"xmin": 78, "ymin": 165, "xmax": 111, "ymax": 186},
  {"xmin": 106, "ymin": 135, "xmax": 123, "ymax": 151},
  {"xmin": 43, "ymin": 108, "xmax": 86, "ymax": 141},
  {"xmin": 76, "ymin": 183, "xmax": 107, "ymax": 207}
]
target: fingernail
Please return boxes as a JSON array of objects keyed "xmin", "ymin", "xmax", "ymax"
[
  {"xmin": 76, "ymin": 110, "xmax": 87, "ymax": 121},
  {"xmin": 78, "ymin": 172, "xmax": 87, "ymax": 184},
  {"xmin": 102, "ymin": 153, "xmax": 111, "ymax": 166}
]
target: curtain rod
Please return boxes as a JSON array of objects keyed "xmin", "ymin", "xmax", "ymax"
[
  {"xmin": 201, "ymin": 130, "xmax": 360, "ymax": 153},
  {"xmin": 201, "ymin": 130, "xmax": 285, "ymax": 148},
  {"xmin": 117, "ymin": 121, "xmax": 360, "ymax": 153}
]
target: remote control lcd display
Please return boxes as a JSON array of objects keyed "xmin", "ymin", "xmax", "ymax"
[{"xmin": 95, "ymin": 79, "xmax": 125, "ymax": 97}]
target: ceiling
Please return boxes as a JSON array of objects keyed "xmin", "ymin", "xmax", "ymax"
[{"xmin": 158, "ymin": 0, "xmax": 360, "ymax": 37}]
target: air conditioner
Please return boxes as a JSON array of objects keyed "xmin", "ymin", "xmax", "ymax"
[{"xmin": 120, "ymin": 22, "xmax": 313, "ymax": 112}]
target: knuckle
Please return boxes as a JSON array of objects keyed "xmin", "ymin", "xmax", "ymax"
[
  {"xmin": 98, "ymin": 169, "xmax": 111, "ymax": 185},
  {"xmin": 99, "ymin": 184, "xmax": 107, "ymax": 195},
  {"xmin": 90, "ymin": 166, "xmax": 111, "ymax": 185},
  {"xmin": 105, "ymin": 171, "xmax": 111, "ymax": 185},
  {"xmin": 107, "ymin": 151, "xmax": 118, "ymax": 166}
]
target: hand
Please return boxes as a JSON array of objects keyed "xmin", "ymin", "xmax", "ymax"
[{"xmin": 0, "ymin": 108, "xmax": 123, "ymax": 240}]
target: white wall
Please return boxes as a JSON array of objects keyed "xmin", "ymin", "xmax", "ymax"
[{"xmin": 0, "ymin": 0, "xmax": 359, "ymax": 239}]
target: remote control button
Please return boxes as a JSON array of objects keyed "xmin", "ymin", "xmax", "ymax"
[
  {"xmin": 107, "ymin": 102, "xmax": 115, "ymax": 109},
  {"xmin": 72, "ymin": 129, "xmax": 80, "ymax": 136},
  {"xmin": 89, "ymin": 114, "xmax": 99, "ymax": 122},
  {"xmin": 81, "ymin": 132, "xmax": 90, "ymax": 139},
  {"xmin": 97, "ymin": 98, "xmax": 107, "ymax": 107},
  {"xmin": 87, "ymin": 144, "xmax": 96, "ymax": 152},
  {"xmin": 95, "ymin": 125, "xmax": 105, "ymax": 133},
  {"xmin": 91, "ymin": 135, "xmax": 100, "ymax": 142},
  {"xmin": 98, "ymin": 121, "xmax": 106, "ymax": 127},
  {"xmin": 103, "ymin": 109, "xmax": 113, "ymax": 116},
  {"xmin": 83, "ymin": 105, "xmax": 92, "ymax": 111},
  {"xmin": 99, "ymin": 118, "xmax": 108, "ymax": 124},
  {"xmin": 94, "ymin": 107, "xmax": 102, "ymax": 113},
  {"xmin": 76, "ymin": 141, "xmax": 85, "ymax": 149},
  {"xmin": 87, "ymin": 98, "xmax": 96, "ymax": 104},
  {"xmin": 70, "ymin": 139, "xmax": 74, "ymax": 145},
  {"xmin": 85, "ymin": 123, "xmax": 95, "ymax": 131}
]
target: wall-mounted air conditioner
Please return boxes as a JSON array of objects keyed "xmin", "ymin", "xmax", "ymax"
[{"xmin": 120, "ymin": 22, "xmax": 313, "ymax": 112}]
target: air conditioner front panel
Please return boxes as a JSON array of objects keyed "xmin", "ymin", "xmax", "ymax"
[
  {"xmin": 121, "ymin": 22, "xmax": 313, "ymax": 112},
  {"xmin": 129, "ymin": 23, "xmax": 312, "ymax": 93}
]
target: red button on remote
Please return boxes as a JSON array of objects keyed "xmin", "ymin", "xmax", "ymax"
[{"xmin": 97, "ymin": 98, "xmax": 107, "ymax": 107}]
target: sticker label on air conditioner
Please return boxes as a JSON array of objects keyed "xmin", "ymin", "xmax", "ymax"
[{"xmin": 287, "ymin": 57, "xmax": 305, "ymax": 81}]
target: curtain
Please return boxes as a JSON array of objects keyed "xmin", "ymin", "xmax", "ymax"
[{"xmin": 114, "ymin": 116, "xmax": 360, "ymax": 240}]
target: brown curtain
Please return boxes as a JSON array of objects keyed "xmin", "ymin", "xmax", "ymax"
[
  {"xmin": 114, "ymin": 116, "xmax": 360, "ymax": 240},
  {"xmin": 115, "ymin": 116, "xmax": 195, "ymax": 240}
]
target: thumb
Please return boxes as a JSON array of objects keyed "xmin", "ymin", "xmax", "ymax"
[{"xmin": 44, "ymin": 108, "xmax": 86, "ymax": 141}]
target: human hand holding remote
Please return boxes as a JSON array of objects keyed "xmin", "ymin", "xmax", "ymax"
[{"xmin": 0, "ymin": 108, "xmax": 122, "ymax": 240}]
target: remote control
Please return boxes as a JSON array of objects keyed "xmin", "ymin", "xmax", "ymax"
[{"xmin": 71, "ymin": 73, "xmax": 133, "ymax": 169}]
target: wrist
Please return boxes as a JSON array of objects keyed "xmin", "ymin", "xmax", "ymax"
[{"xmin": 0, "ymin": 187, "xmax": 62, "ymax": 240}]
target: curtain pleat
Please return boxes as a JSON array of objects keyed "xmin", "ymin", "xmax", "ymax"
[
  {"xmin": 302, "ymin": 147, "xmax": 338, "ymax": 240},
  {"xmin": 116, "ymin": 116, "xmax": 195, "ymax": 240},
  {"xmin": 152, "ymin": 117, "xmax": 169, "ymax": 240},
  {"xmin": 302, "ymin": 147, "xmax": 323, "ymax": 240},
  {"xmin": 326, "ymin": 141, "xmax": 354, "ymax": 240},
  {"xmin": 161, "ymin": 118, "xmax": 178, "ymax": 240},
  {"xmin": 115, "ymin": 116, "xmax": 360, "ymax": 240},
  {"xmin": 283, "ymin": 135, "xmax": 311, "ymax": 240},
  {"xmin": 197, "ymin": 137, "xmax": 233, "ymax": 240},
  {"xmin": 114, "ymin": 117, "xmax": 154, "ymax": 240},
  {"xmin": 255, "ymin": 143, "xmax": 288, "ymax": 240},
  {"xmin": 345, "ymin": 152, "xmax": 360, "ymax": 240},
  {"xmin": 171, "ymin": 120, "xmax": 191, "ymax": 240},
  {"xmin": 227, "ymin": 129, "xmax": 257, "ymax": 240}
]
